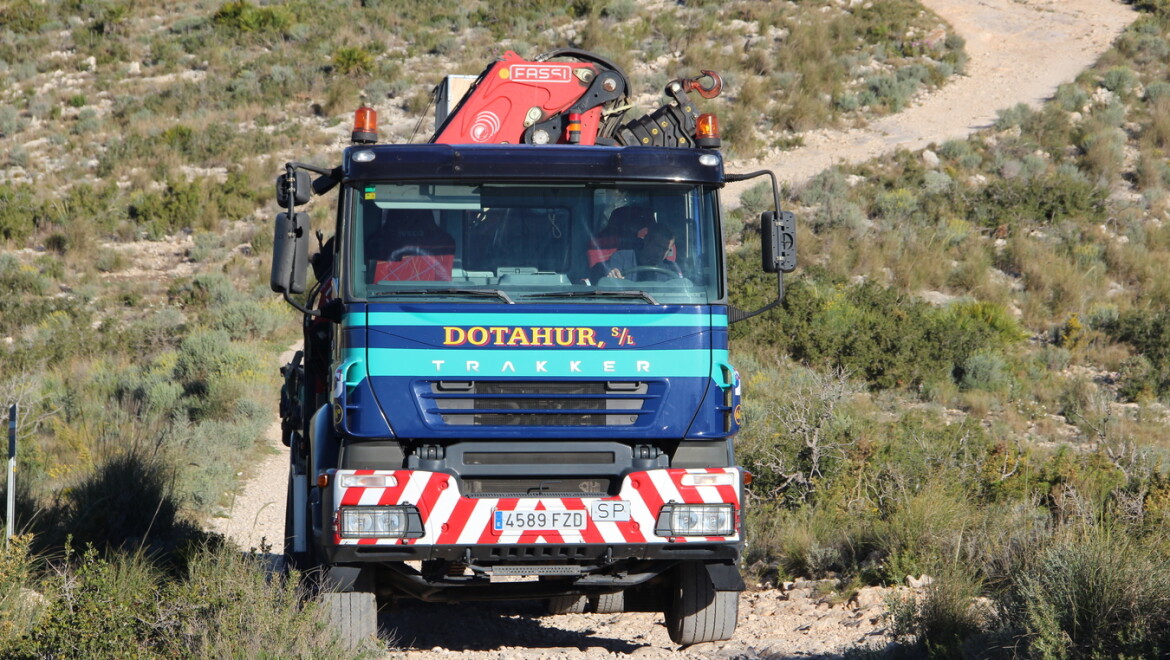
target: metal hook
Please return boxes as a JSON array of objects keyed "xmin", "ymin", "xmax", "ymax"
[{"xmin": 683, "ymin": 70, "xmax": 722, "ymax": 99}]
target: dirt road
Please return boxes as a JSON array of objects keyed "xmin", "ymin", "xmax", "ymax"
[
  {"xmin": 211, "ymin": 1, "xmax": 1135, "ymax": 656},
  {"xmin": 724, "ymin": 0, "xmax": 1136, "ymax": 201}
]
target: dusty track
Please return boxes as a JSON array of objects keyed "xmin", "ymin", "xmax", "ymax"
[
  {"xmin": 724, "ymin": 0, "xmax": 1136, "ymax": 200},
  {"xmin": 212, "ymin": 1, "xmax": 1135, "ymax": 656}
]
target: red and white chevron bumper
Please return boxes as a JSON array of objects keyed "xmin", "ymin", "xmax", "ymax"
[{"xmin": 329, "ymin": 467, "xmax": 742, "ymax": 547}]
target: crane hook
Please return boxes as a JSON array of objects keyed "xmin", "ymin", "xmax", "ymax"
[{"xmin": 683, "ymin": 70, "xmax": 722, "ymax": 99}]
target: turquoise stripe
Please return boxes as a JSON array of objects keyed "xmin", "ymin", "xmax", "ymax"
[
  {"xmin": 352, "ymin": 312, "xmax": 727, "ymax": 328},
  {"xmin": 366, "ymin": 348, "xmax": 722, "ymax": 378}
]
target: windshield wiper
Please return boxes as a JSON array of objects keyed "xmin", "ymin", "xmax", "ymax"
[
  {"xmin": 525, "ymin": 290, "xmax": 659, "ymax": 304},
  {"xmin": 370, "ymin": 288, "xmax": 515, "ymax": 304}
]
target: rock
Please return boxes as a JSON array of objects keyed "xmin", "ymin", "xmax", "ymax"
[
  {"xmin": 906, "ymin": 574, "xmax": 934, "ymax": 588},
  {"xmin": 918, "ymin": 290, "xmax": 955, "ymax": 306},
  {"xmin": 922, "ymin": 149, "xmax": 940, "ymax": 168},
  {"xmin": 851, "ymin": 586, "xmax": 888, "ymax": 610}
]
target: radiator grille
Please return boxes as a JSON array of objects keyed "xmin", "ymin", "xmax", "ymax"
[
  {"xmin": 425, "ymin": 381, "xmax": 654, "ymax": 427},
  {"xmin": 461, "ymin": 477, "xmax": 611, "ymax": 497}
]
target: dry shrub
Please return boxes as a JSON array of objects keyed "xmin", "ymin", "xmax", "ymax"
[{"xmin": 1145, "ymin": 97, "xmax": 1170, "ymax": 149}]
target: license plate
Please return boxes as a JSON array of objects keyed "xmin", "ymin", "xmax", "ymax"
[{"xmin": 493, "ymin": 509, "xmax": 586, "ymax": 531}]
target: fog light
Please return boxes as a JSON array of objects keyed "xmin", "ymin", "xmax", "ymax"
[
  {"xmin": 339, "ymin": 506, "xmax": 410, "ymax": 538},
  {"xmin": 680, "ymin": 473, "xmax": 735, "ymax": 487},
  {"xmin": 655, "ymin": 504, "xmax": 735, "ymax": 537},
  {"xmin": 339, "ymin": 474, "xmax": 397, "ymax": 489}
]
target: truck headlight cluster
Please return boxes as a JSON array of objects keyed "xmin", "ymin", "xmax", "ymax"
[
  {"xmin": 338, "ymin": 505, "xmax": 420, "ymax": 539},
  {"xmin": 655, "ymin": 504, "xmax": 736, "ymax": 537}
]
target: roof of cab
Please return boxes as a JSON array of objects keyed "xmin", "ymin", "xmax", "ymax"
[{"xmin": 342, "ymin": 143, "xmax": 724, "ymax": 185}]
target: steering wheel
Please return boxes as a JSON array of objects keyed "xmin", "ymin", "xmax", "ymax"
[
  {"xmin": 387, "ymin": 246, "xmax": 438, "ymax": 261},
  {"xmin": 621, "ymin": 265, "xmax": 680, "ymax": 281}
]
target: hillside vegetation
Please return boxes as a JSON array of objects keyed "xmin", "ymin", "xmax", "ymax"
[
  {"xmin": 728, "ymin": 0, "xmax": 1170, "ymax": 656},
  {"xmin": 1, "ymin": 0, "xmax": 1164, "ymax": 656}
]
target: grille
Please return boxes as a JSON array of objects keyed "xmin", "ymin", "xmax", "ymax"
[
  {"xmin": 461, "ymin": 477, "xmax": 611, "ymax": 497},
  {"xmin": 426, "ymin": 381, "xmax": 653, "ymax": 427}
]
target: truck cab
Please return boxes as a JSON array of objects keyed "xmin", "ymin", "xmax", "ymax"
[{"xmin": 272, "ymin": 53, "xmax": 794, "ymax": 647}]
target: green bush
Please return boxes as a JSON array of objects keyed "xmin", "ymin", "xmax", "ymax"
[
  {"xmin": 958, "ymin": 351, "xmax": 1012, "ymax": 393},
  {"xmin": 0, "ymin": 535, "xmax": 43, "ymax": 647},
  {"xmin": 1004, "ymin": 531, "xmax": 1170, "ymax": 658},
  {"xmin": 159, "ymin": 547, "xmax": 343, "ymax": 657},
  {"xmin": 173, "ymin": 328, "xmax": 263, "ymax": 421},
  {"xmin": 0, "ymin": 185, "xmax": 37, "ymax": 242},
  {"xmin": 332, "ymin": 46, "xmax": 374, "ymax": 77},
  {"xmin": 212, "ymin": 0, "xmax": 292, "ymax": 35},
  {"xmin": 970, "ymin": 170, "xmax": 1105, "ymax": 228},
  {"xmin": 1101, "ymin": 66, "xmax": 1139, "ymax": 96},
  {"xmin": 995, "ymin": 102, "xmax": 1033, "ymax": 130},
  {"xmin": 1106, "ymin": 307, "xmax": 1170, "ymax": 398},
  {"xmin": 11, "ymin": 545, "xmax": 163, "ymax": 658},
  {"xmin": 1146, "ymin": 81, "xmax": 1170, "ymax": 102},
  {"xmin": 739, "ymin": 278, "xmax": 1025, "ymax": 390},
  {"xmin": 129, "ymin": 180, "xmax": 208, "ymax": 237},
  {"xmin": 4, "ymin": 543, "xmax": 347, "ymax": 659}
]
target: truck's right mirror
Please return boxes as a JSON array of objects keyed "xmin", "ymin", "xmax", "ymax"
[
  {"xmin": 761, "ymin": 210, "xmax": 797, "ymax": 273},
  {"xmin": 270, "ymin": 211, "xmax": 309, "ymax": 294}
]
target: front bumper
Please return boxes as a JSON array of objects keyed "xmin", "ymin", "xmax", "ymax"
[{"xmin": 320, "ymin": 467, "xmax": 744, "ymax": 563}]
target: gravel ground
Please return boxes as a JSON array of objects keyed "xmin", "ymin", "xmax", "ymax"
[
  {"xmin": 210, "ymin": 1, "xmax": 1136, "ymax": 656},
  {"xmin": 375, "ymin": 585, "xmax": 907, "ymax": 660}
]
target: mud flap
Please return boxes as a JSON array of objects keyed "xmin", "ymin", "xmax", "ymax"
[{"xmin": 705, "ymin": 561, "xmax": 746, "ymax": 592}]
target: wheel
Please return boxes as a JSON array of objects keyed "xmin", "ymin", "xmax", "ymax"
[
  {"xmin": 665, "ymin": 562, "xmax": 738, "ymax": 645},
  {"xmin": 547, "ymin": 594, "xmax": 588, "ymax": 614},
  {"xmin": 321, "ymin": 591, "xmax": 378, "ymax": 649},
  {"xmin": 592, "ymin": 591, "xmax": 624, "ymax": 614}
]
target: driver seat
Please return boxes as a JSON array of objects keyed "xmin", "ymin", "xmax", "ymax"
[{"xmin": 369, "ymin": 209, "xmax": 455, "ymax": 282}]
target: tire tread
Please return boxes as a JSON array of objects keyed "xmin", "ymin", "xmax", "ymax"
[
  {"xmin": 665, "ymin": 562, "xmax": 738, "ymax": 645},
  {"xmin": 322, "ymin": 591, "xmax": 378, "ymax": 648}
]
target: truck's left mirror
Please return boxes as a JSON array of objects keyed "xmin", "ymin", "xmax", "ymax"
[
  {"xmin": 270, "ymin": 212, "xmax": 309, "ymax": 294},
  {"xmin": 276, "ymin": 170, "xmax": 312, "ymax": 208},
  {"xmin": 760, "ymin": 210, "xmax": 797, "ymax": 274}
]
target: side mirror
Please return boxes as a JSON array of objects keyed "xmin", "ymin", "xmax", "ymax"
[
  {"xmin": 276, "ymin": 170, "xmax": 312, "ymax": 208},
  {"xmin": 271, "ymin": 212, "xmax": 309, "ymax": 294},
  {"xmin": 761, "ymin": 210, "xmax": 796, "ymax": 274}
]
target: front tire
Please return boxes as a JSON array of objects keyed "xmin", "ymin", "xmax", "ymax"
[
  {"xmin": 665, "ymin": 561, "xmax": 738, "ymax": 645},
  {"xmin": 321, "ymin": 591, "xmax": 378, "ymax": 649}
]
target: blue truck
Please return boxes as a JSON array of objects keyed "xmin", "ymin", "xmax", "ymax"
[{"xmin": 271, "ymin": 50, "xmax": 795, "ymax": 646}]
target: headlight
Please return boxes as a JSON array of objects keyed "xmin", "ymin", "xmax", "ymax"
[
  {"xmin": 655, "ymin": 504, "xmax": 736, "ymax": 537},
  {"xmin": 339, "ymin": 506, "xmax": 413, "ymax": 538}
]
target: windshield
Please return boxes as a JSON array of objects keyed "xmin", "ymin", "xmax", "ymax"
[{"xmin": 346, "ymin": 181, "xmax": 723, "ymax": 304}]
